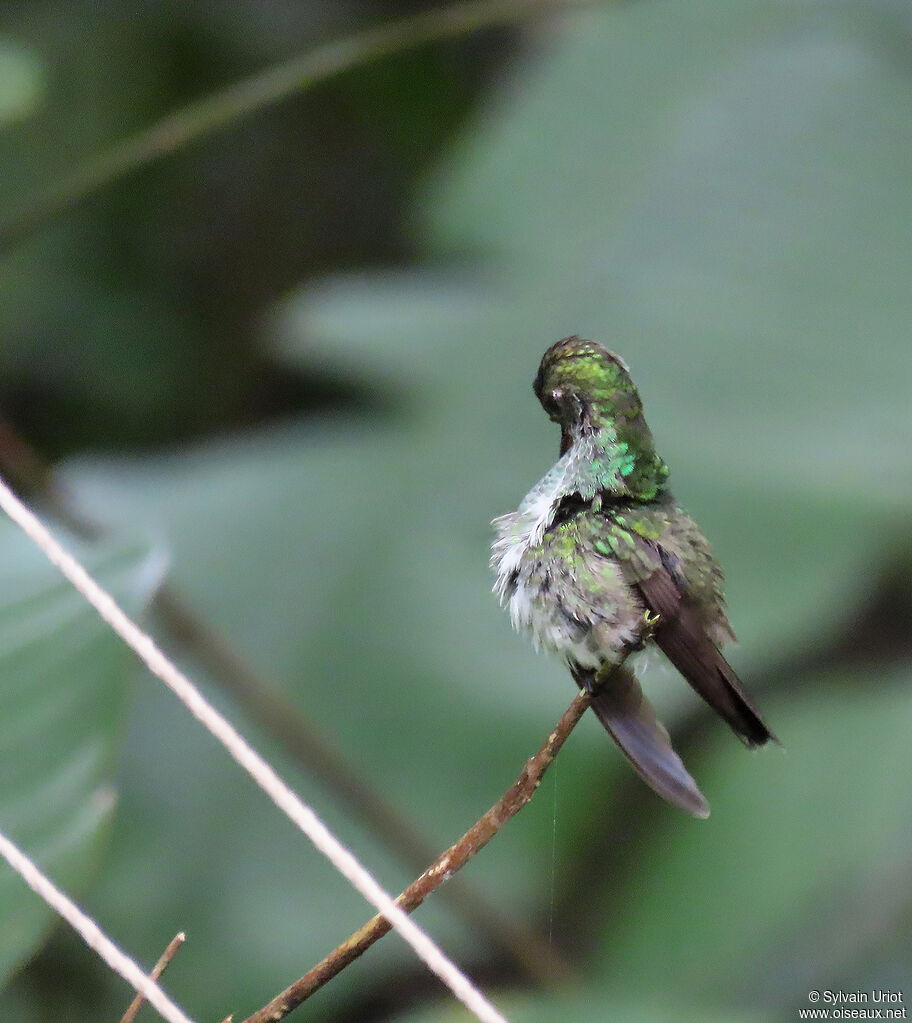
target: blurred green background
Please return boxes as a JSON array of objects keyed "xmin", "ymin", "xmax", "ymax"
[{"xmin": 0, "ymin": 1, "xmax": 911, "ymax": 1021}]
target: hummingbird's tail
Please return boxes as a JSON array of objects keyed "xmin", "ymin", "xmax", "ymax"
[{"xmin": 571, "ymin": 662, "xmax": 710, "ymax": 819}]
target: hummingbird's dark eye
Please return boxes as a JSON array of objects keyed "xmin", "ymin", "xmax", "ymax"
[{"xmin": 541, "ymin": 389, "xmax": 562, "ymax": 418}]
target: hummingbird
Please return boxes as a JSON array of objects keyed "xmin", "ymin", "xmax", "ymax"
[{"xmin": 491, "ymin": 337, "xmax": 775, "ymax": 817}]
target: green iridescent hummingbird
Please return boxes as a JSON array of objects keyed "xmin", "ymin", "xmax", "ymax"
[{"xmin": 492, "ymin": 337, "xmax": 775, "ymax": 817}]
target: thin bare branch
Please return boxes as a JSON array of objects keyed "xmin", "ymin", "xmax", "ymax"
[
  {"xmin": 239, "ymin": 690, "xmax": 593, "ymax": 1023},
  {"xmin": 118, "ymin": 932, "xmax": 187, "ymax": 1023},
  {"xmin": 0, "ymin": 476, "xmax": 511, "ymax": 1023},
  {"xmin": 154, "ymin": 588, "xmax": 571, "ymax": 984},
  {"xmin": 0, "ymin": 420, "xmax": 569, "ymax": 986},
  {"xmin": 0, "ymin": 0, "xmax": 597, "ymax": 254},
  {"xmin": 0, "ymin": 825, "xmax": 192, "ymax": 1023}
]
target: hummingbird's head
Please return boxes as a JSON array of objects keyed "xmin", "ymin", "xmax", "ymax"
[
  {"xmin": 533, "ymin": 336, "xmax": 640, "ymax": 431},
  {"xmin": 533, "ymin": 336, "xmax": 669, "ymax": 497}
]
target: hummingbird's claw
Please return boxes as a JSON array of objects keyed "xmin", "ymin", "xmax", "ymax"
[
  {"xmin": 587, "ymin": 640, "xmax": 643, "ymax": 696},
  {"xmin": 590, "ymin": 661, "xmax": 619, "ymax": 694},
  {"xmin": 627, "ymin": 610, "xmax": 661, "ymax": 652},
  {"xmin": 577, "ymin": 670, "xmax": 599, "ymax": 695},
  {"xmin": 642, "ymin": 610, "xmax": 661, "ymax": 636}
]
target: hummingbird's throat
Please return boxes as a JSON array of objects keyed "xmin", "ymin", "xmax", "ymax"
[{"xmin": 491, "ymin": 425, "xmax": 666, "ymax": 598}]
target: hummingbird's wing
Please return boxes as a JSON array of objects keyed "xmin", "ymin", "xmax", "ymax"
[
  {"xmin": 627, "ymin": 534, "xmax": 776, "ymax": 748},
  {"xmin": 570, "ymin": 662, "xmax": 710, "ymax": 818}
]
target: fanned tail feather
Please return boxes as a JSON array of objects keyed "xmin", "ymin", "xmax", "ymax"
[{"xmin": 571, "ymin": 662, "xmax": 710, "ymax": 819}]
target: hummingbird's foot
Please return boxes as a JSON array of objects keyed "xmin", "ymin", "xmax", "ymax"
[
  {"xmin": 577, "ymin": 671, "xmax": 598, "ymax": 696},
  {"xmin": 628, "ymin": 610, "xmax": 661, "ymax": 651},
  {"xmin": 588, "ymin": 662, "xmax": 619, "ymax": 695},
  {"xmin": 642, "ymin": 610, "xmax": 661, "ymax": 639}
]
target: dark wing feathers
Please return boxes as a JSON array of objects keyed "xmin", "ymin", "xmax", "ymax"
[{"xmin": 634, "ymin": 538, "xmax": 776, "ymax": 748}]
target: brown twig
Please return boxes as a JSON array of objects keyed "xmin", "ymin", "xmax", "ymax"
[
  {"xmin": 0, "ymin": 423, "xmax": 103, "ymax": 540},
  {"xmin": 117, "ymin": 932, "xmax": 186, "ymax": 1023},
  {"xmin": 238, "ymin": 690, "xmax": 593, "ymax": 1023},
  {"xmin": 154, "ymin": 588, "xmax": 570, "ymax": 984},
  {"xmin": 0, "ymin": 420, "xmax": 570, "ymax": 984}
]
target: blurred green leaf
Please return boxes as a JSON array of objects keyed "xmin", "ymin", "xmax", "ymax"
[
  {"xmin": 0, "ymin": 38, "xmax": 44, "ymax": 127},
  {"xmin": 395, "ymin": 987, "xmax": 764, "ymax": 1023},
  {"xmin": 0, "ymin": 523, "xmax": 162, "ymax": 984},
  {"xmin": 600, "ymin": 665, "xmax": 912, "ymax": 1013},
  {"xmin": 64, "ymin": 423, "xmax": 596, "ymax": 1018},
  {"xmin": 425, "ymin": 1, "xmax": 912, "ymax": 505},
  {"xmin": 277, "ymin": 0, "xmax": 912, "ymax": 665}
]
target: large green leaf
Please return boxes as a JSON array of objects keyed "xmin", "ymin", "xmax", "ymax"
[
  {"xmin": 277, "ymin": 0, "xmax": 912, "ymax": 666},
  {"xmin": 395, "ymin": 988, "xmax": 764, "ymax": 1023},
  {"xmin": 0, "ymin": 521, "xmax": 162, "ymax": 984},
  {"xmin": 64, "ymin": 426, "xmax": 595, "ymax": 1019},
  {"xmin": 0, "ymin": 38, "xmax": 44, "ymax": 127},
  {"xmin": 600, "ymin": 664, "xmax": 912, "ymax": 1014}
]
